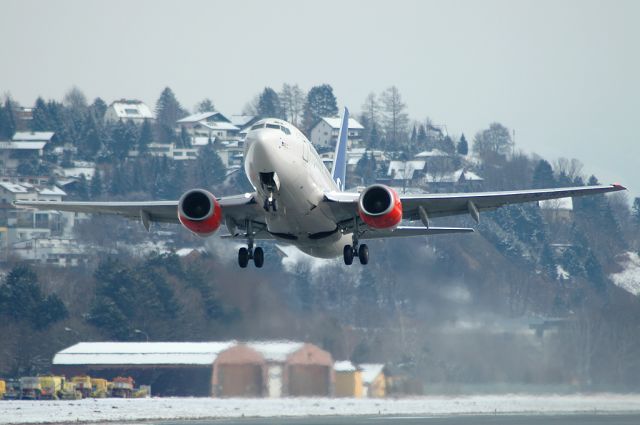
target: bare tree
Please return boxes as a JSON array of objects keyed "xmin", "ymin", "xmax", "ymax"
[
  {"xmin": 554, "ymin": 157, "xmax": 584, "ymax": 182},
  {"xmin": 361, "ymin": 92, "xmax": 380, "ymax": 125},
  {"xmin": 380, "ymin": 86, "xmax": 409, "ymax": 150},
  {"xmin": 279, "ymin": 83, "xmax": 305, "ymax": 125}
]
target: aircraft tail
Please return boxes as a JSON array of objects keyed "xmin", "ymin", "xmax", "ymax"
[{"xmin": 331, "ymin": 107, "xmax": 349, "ymax": 191}]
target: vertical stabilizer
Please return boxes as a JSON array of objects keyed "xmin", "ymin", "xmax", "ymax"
[{"xmin": 332, "ymin": 107, "xmax": 349, "ymax": 191}]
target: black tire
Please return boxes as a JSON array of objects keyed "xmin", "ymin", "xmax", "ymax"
[
  {"xmin": 343, "ymin": 245, "xmax": 354, "ymax": 265},
  {"xmin": 254, "ymin": 247, "xmax": 264, "ymax": 268},
  {"xmin": 358, "ymin": 244, "xmax": 369, "ymax": 265},
  {"xmin": 263, "ymin": 199, "xmax": 269, "ymax": 212},
  {"xmin": 272, "ymin": 199, "xmax": 278, "ymax": 212},
  {"xmin": 238, "ymin": 247, "xmax": 249, "ymax": 268}
]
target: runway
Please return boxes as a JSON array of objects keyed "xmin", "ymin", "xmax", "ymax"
[{"xmin": 155, "ymin": 414, "xmax": 640, "ymax": 425}]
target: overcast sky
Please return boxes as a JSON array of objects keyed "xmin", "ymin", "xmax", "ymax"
[{"xmin": 2, "ymin": 0, "xmax": 638, "ymax": 195}]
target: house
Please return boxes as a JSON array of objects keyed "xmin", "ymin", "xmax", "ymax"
[
  {"xmin": 539, "ymin": 197, "xmax": 573, "ymax": 221},
  {"xmin": 334, "ymin": 361, "xmax": 363, "ymax": 397},
  {"xmin": 0, "ymin": 140, "xmax": 49, "ymax": 174},
  {"xmin": 424, "ymin": 168, "xmax": 483, "ymax": 191},
  {"xmin": 176, "ymin": 112, "xmax": 240, "ymax": 142},
  {"xmin": 104, "ymin": 99, "xmax": 154, "ymax": 124},
  {"xmin": 387, "ymin": 160, "xmax": 426, "ymax": 186},
  {"xmin": 310, "ymin": 117, "xmax": 364, "ymax": 149}
]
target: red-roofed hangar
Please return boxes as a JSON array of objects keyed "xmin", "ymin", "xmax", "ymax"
[{"xmin": 52, "ymin": 341, "xmax": 334, "ymax": 397}]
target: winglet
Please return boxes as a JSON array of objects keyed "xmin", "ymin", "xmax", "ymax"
[
  {"xmin": 331, "ymin": 107, "xmax": 349, "ymax": 191},
  {"xmin": 612, "ymin": 183, "xmax": 627, "ymax": 191}
]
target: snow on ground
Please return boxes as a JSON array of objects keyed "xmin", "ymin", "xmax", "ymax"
[
  {"xmin": 2, "ymin": 395, "xmax": 640, "ymax": 424},
  {"xmin": 611, "ymin": 252, "xmax": 640, "ymax": 296}
]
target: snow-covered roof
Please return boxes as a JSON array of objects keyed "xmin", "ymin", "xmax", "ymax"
[
  {"xmin": 610, "ymin": 252, "xmax": 640, "ymax": 296},
  {"xmin": 53, "ymin": 342, "xmax": 236, "ymax": 366},
  {"xmin": 0, "ymin": 141, "xmax": 47, "ymax": 150},
  {"xmin": 61, "ymin": 167, "xmax": 96, "ymax": 180},
  {"xmin": 0, "ymin": 182, "xmax": 30, "ymax": 193},
  {"xmin": 388, "ymin": 160, "xmax": 426, "ymax": 180},
  {"xmin": 425, "ymin": 168, "xmax": 483, "ymax": 183},
  {"xmin": 320, "ymin": 117, "xmax": 364, "ymax": 130},
  {"xmin": 334, "ymin": 361, "xmax": 357, "ymax": 372},
  {"xmin": 38, "ymin": 186, "xmax": 66, "ymax": 196},
  {"xmin": 13, "ymin": 131, "xmax": 55, "ymax": 142},
  {"xmin": 109, "ymin": 100, "xmax": 154, "ymax": 120},
  {"xmin": 359, "ymin": 363, "xmax": 385, "ymax": 384},
  {"xmin": 539, "ymin": 197, "xmax": 573, "ymax": 211},
  {"xmin": 415, "ymin": 149, "xmax": 448, "ymax": 158},
  {"xmin": 230, "ymin": 115, "xmax": 257, "ymax": 127},
  {"xmin": 177, "ymin": 112, "xmax": 220, "ymax": 124},
  {"xmin": 197, "ymin": 121, "xmax": 239, "ymax": 131},
  {"xmin": 246, "ymin": 341, "xmax": 304, "ymax": 362}
]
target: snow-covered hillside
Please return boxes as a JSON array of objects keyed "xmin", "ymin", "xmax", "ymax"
[{"xmin": 611, "ymin": 252, "xmax": 640, "ymax": 296}]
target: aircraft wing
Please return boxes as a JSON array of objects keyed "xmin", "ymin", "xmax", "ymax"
[
  {"xmin": 324, "ymin": 184, "xmax": 626, "ymax": 224},
  {"xmin": 14, "ymin": 192, "xmax": 268, "ymax": 231},
  {"xmin": 361, "ymin": 226, "xmax": 474, "ymax": 239}
]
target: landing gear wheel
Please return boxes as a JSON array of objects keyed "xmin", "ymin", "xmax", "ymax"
[
  {"xmin": 358, "ymin": 244, "xmax": 369, "ymax": 265},
  {"xmin": 253, "ymin": 247, "xmax": 264, "ymax": 268},
  {"xmin": 238, "ymin": 247, "xmax": 249, "ymax": 268},
  {"xmin": 343, "ymin": 245, "xmax": 354, "ymax": 265},
  {"xmin": 271, "ymin": 199, "xmax": 278, "ymax": 212}
]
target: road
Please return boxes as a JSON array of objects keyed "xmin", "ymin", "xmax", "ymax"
[{"xmin": 155, "ymin": 414, "xmax": 640, "ymax": 425}]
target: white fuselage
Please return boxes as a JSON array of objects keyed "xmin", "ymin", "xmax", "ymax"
[{"xmin": 243, "ymin": 119, "xmax": 352, "ymax": 258}]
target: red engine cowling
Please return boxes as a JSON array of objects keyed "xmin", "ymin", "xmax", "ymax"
[
  {"xmin": 358, "ymin": 184, "xmax": 403, "ymax": 229},
  {"xmin": 178, "ymin": 189, "xmax": 222, "ymax": 237}
]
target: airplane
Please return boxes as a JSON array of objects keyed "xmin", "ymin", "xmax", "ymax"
[{"xmin": 15, "ymin": 108, "xmax": 626, "ymax": 268}]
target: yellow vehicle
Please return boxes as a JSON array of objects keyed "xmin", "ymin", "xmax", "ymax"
[
  {"xmin": 39, "ymin": 376, "xmax": 65, "ymax": 400},
  {"xmin": 91, "ymin": 378, "xmax": 109, "ymax": 398},
  {"xmin": 111, "ymin": 377, "xmax": 134, "ymax": 398},
  {"xmin": 0, "ymin": 379, "xmax": 5, "ymax": 399},
  {"xmin": 71, "ymin": 376, "xmax": 92, "ymax": 398},
  {"xmin": 60, "ymin": 382, "xmax": 82, "ymax": 400},
  {"xmin": 133, "ymin": 385, "xmax": 151, "ymax": 398}
]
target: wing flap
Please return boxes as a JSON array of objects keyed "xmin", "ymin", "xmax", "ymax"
[{"xmin": 361, "ymin": 226, "xmax": 474, "ymax": 240}]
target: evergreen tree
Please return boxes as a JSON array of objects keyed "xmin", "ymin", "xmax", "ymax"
[
  {"xmin": 90, "ymin": 97, "xmax": 108, "ymax": 121},
  {"xmin": 31, "ymin": 97, "xmax": 51, "ymax": 131},
  {"xmin": 0, "ymin": 97, "xmax": 16, "ymax": 138},
  {"xmin": 439, "ymin": 135, "xmax": 456, "ymax": 155},
  {"xmin": 138, "ymin": 119, "xmax": 153, "ymax": 153},
  {"xmin": 195, "ymin": 98, "xmax": 215, "ymax": 113},
  {"xmin": 193, "ymin": 142, "xmax": 226, "ymax": 189},
  {"xmin": 257, "ymin": 87, "xmax": 283, "ymax": 119},
  {"xmin": 540, "ymin": 244, "xmax": 556, "ymax": 279},
  {"xmin": 632, "ymin": 197, "xmax": 640, "ymax": 227},
  {"xmin": 179, "ymin": 125, "xmax": 191, "ymax": 148},
  {"xmin": 532, "ymin": 159, "xmax": 556, "ymax": 188},
  {"xmin": 457, "ymin": 133, "xmax": 469, "ymax": 155},
  {"xmin": 155, "ymin": 87, "xmax": 186, "ymax": 143},
  {"xmin": 417, "ymin": 124, "xmax": 427, "ymax": 151},
  {"xmin": 369, "ymin": 123, "xmax": 381, "ymax": 149},
  {"xmin": 90, "ymin": 170, "xmax": 103, "ymax": 199},
  {"xmin": 355, "ymin": 151, "xmax": 377, "ymax": 185},
  {"xmin": 302, "ymin": 84, "xmax": 338, "ymax": 133},
  {"xmin": 75, "ymin": 174, "xmax": 90, "ymax": 200}
]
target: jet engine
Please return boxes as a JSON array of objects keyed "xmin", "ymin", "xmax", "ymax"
[
  {"xmin": 178, "ymin": 189, "xmax": 222, "ymax": 237},
  {"xmin": 358, "ymin": 184, "xmax": 402, "ymax": 229}
]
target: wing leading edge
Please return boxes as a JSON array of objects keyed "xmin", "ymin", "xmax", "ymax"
[{"xmin": 324, "ymin": 184, "xmax": 627, "ymax": 224}]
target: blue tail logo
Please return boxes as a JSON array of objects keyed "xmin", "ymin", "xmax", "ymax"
[{"xmin": 332, "ymin": 107, "xmax": 349, "ymax": 191}]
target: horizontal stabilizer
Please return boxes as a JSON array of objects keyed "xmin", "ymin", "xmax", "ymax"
[{"xmin": 362, "ymin": 226, "xmax": 474, "ymax": 240}]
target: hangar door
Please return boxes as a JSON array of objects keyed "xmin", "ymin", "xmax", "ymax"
[
  {"xmin": 288, "ymin": 365, "xmax": 330, "ymax": 396},
  {"xmin": 218, "ymin": 364, "xmax": 263, "ymax": 397}
]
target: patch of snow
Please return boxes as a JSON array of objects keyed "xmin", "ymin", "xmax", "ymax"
[
  {"xmin": 610, "ymin": 252, "xmax": 640, "ymax": 296},
  {"xmin": 556, "ymin": 265, "xmax": 570, "ymax": 281},
  {"xmin": 334, "ymin": 361, "xmax": 357, "ymax": 372},
  {"xmin": 359, "ymin": 364, "xmax": 385, "ymax": 383},
  {"xmin": 1, "ymin": 395, "xmax": 640, "ymax": 424}
]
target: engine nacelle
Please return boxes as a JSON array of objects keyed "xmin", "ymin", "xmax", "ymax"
[
  {"xmin": 358, "ymin": 184, "xmax": 403, "ymax": 229},
  {"xmin": 178, "ymin": 189, "xmax": 222, "ymax": 237}
]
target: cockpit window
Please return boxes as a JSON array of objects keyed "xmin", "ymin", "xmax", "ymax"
[
  {"xmin": 266, "ymin": 123, "xmax": 280, "ymax": 130},
  {"xmin": 250, "ymin": 123, "xmax": 264, "ymax": 130},
  {"xmin": 281, "ymin": 126, "xmax": 291, "ymax": 135}
]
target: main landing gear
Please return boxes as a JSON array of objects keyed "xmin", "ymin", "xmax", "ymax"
[
  {"xmin": 238, "ymin": 220, "xmax": 264, "ymax": 268},
  {"xmin": 343, "ymin": 221, "xmax": 369, "ymax": 265},
  {"xmin": 238, "ymin": 243, "xmax": 264, "ymax": 268}
]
